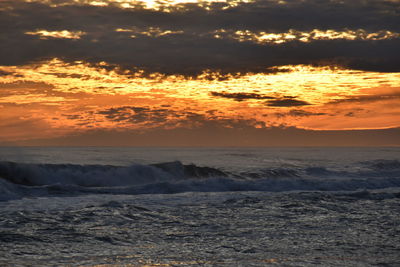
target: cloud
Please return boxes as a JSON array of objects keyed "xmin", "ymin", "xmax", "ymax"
[
  {"xmin": 329, "ymin": 92, "xmax": 400, "ymax": 104},
  {"xmin": 0, "ymin": 0, "xmax": 399, "ymax": 74},
  {"xmin": 275, "ymin": 109, "xmax": 328, "ymax": 118},
  {"xmin": 214, "ymin": 29, "xmax": 400, "ymax": 45},
  {"xmin": 209, "ymin": 92, "xmax": 312, "ymax": 107},
  {"xmin": 97, "ymin": 106, "xmax": 174, "ymax": 124},
  {"xmin": 288, "ymin": 109, "xmax": 327, "ymax": 117},
  {"xmin": 63, "ymin": 114, "xmax": 83, "ymax": 120},
  {"xmin": 25, "ymin": 30, "xmax": 85, "ymax": 40},
  {"xmin": 209, "ymin": 92, "xmax": 314, "ymax": 107},
  {"xmin": 210, "ymin": 92, "xmax": 275, "ymax": 101},
  {"xmin": 266, "ymin": 98, "xmax": 311, "ymax": 107},
  {"xmin": 0, "ymin": 70, "xmax": 14, "ymax": 76},
  {"xmin": 93, "ymin": 105, "xmax": 267, "ymax": 130}
]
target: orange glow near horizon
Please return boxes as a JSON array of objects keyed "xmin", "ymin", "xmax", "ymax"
[{"xmin": 0, "ymin": 58, "xmax": 399, "ymax": 142}]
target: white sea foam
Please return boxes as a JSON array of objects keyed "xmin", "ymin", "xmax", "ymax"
[{"xmin": 1, "ymin": 147, "xmax": 399, "ymax": 266}]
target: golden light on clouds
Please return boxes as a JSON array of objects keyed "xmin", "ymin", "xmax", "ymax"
[
  {"xmin": 214, "ymin": 29, "xmax": 400, "ymax": 44},
  {"xmin": 3, "ymin": 0, "xmax": 398, "ymax": 146},
  {"xmin": 2, "ymin": 59, "xmax": 399, "ymax": 101},
  {"xmin": 0, "ymin": 58, "xmax": 399, "ymax": 142},
  {"xmin": 112, "ymin": 27, "xmax": 400, "ymax": 44},
  {"xmin": 25, "ymin": 30, "xmax": 86, "ymax": 40},
  {"xmin": 115, "ymin": 27, "xmax": 184, "ymax": 37},
  {"xmin": 22, "ymin": 0, "xmax": 254, "ymax": 10}
]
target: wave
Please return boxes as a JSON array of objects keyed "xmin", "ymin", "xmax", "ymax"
[
  {"xmin": 0, "ymin": 160, "xmax": 399, "ymax": 201},
  {"xmin": 0, "ymin": 161, "xmax": 227, "ymax": 187},
  {"xmin": 360, "ymin": 159, "xmax": 400, "ymax": 171}
]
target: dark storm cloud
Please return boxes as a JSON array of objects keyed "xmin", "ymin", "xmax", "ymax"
[{"xmin": 0, "ymin": 0, "xmax": 399, "ymax": 74}]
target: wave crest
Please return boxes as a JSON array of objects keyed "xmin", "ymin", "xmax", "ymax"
[
  {"xmin": 0, "ymin": 161, "xmax": 227, "ymax": 187},
  {"xmin": 0, "ymin": 160, "xmax": 399, "ymax": 201}
]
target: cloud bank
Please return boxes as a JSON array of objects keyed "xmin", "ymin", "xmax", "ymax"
[{"xmin": 0, "ymin": 0, "xmax": 399, "ymax": 74}]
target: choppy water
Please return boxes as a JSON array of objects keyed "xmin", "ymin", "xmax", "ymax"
[{"xmin": 0, "ymin": 147, "xmax": 399, "ymax": 266}]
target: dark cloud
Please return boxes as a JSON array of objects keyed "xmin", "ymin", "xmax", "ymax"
[
  {"xmin": 209, "ymin": 92, "xmax": 313, "ymax": 107},
  {"xmin": 0, "ymin": 0, "xmax": 399, "ymax": 74},
  {"xmin": 0, "ymin": 70, "xmax": 14, "ymax": 76},
  {"xmin": 210, "ymin": 92, "xmax": 275, "ymax": 101},
  {"xmin": 267, "ymin": 98, "xmax": 311, "ymax": 107},
  {"xmin": 94, "ymin": 105, "xmax": 266, "ymax": 129},
  {"xmin": 97, "ymin": 106, "xmax": 173, "ymax": 124},
  {"xmin": 328, "ymin": 92, "xmax": 400, "ymax": 104},
  {"xmin": 63, "ymin": 114, "xmax": 82, "ymax": 120},
  {"xmin": 276, "ymin": 109, "xmax": 328, "ymax": 118},
  {"xmin": 288, "ymin": 109, "xmax": 327, "ymax": 117},
  {"xmin": 274, "ymin": 109, "xmax": 330, "ymax": 119}
]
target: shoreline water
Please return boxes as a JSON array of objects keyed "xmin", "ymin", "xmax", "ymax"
[{"xmin": 0, "ymin": 147, "xmax": 399, "ymax": 266}]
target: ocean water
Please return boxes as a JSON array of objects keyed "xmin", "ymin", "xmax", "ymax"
[{"xmin": 0, "ymin": 147, "xmax": 399, "ymax": 266}]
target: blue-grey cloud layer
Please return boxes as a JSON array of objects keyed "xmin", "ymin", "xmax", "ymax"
[{"xmin": 1, "ymin": 0, "xmax": 399, "ymax": 74}]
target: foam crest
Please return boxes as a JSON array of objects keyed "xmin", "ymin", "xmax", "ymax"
[
  {"xmin": 0, "ymin": 161, "xmax": 227, "ymax": 188},
  {"xmin": 0, "ymin": 160, "xmax": 399, "ymax": 201}
]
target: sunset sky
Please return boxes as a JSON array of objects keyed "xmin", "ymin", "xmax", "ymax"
[{"xmin": 0, "ymin": 0, "xmax": 399, "ymax": 146}]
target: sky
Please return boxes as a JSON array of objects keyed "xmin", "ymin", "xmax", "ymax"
[{"xmin": 0, "ymin": 0, "xmax": 399, "ymax": 146}]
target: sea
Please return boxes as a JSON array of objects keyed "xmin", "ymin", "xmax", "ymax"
[{"xmin": 0, "ymin": 147, "xmax": 399, "ymax": 266}]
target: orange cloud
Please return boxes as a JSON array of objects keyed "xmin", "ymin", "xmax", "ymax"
[{"xmin": 0, "ymin": 59, "xmax": 399, "ymax": 142}]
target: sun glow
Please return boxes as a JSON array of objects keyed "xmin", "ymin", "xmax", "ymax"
[
  {"xmin": 0, "ymin": 58, "xmax": 399, "ymax": 141},
  {"xmin": 2, "ymin": 59, "xmax": 399, "ymax": 100}
]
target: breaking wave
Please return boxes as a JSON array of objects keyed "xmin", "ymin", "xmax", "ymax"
[{"xmin": 0, "ymin": 160, "xmax": 399, "ymax": 201}]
